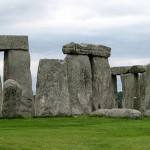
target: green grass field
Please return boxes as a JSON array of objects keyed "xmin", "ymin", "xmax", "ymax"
[{"xmin": 0, "ymin": 117, "xmax": 150, "ymax": 150}]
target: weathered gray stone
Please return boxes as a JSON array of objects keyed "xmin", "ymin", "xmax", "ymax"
[
  {"xmin": 129, "ymin": 65, "xmax": 146, "ymax": 73},
  {"xmin": 91, "ymin": 109, "xmax": 141, "ymax": 118},
  {"xmin": 111, "ymin": 66, "xmax": 131, "ymax": 75},
  {"xmin": 2, "ymin": 79, "xmax": 22, "ymax": 117},
  {"xmin": 144, "ymin": 110, "xmax": 150, "ymax": 117},
  {"xmin": 91, "ymin": 57, "xmax": 113, "ymax": 110},
  {"xmin": 139, "ymin": 72, "xmax": 146, "ymax": 105},
  {"xmin": 110, "ymin": 75, "xmax": 118, "ymax": 108},
  {"xmin": 141, "ymin": 64, "xmax": 150, "ymax": 111},
  {"xmin": 121, "ymin": 73, "xmax": 140, "ymax": 110},
  {"xmin": 0, "ymin": 76, "xmax": 2, "ymax": 115},
  {"xmin": 4, "ymin": 50, "xmax": 33, "ymax": 116},
  {"xmin": 65, "ymin": 55, "xmax": 92, "ymax": 115},
  {"xmin": 35, "ymin": 59, "xmax": 70, "ymax": 116},
  {"xmin": 62, "ymin": 42, "xmax": 111, "ymax": 57},
  {"xmin": 0, "ymin": 35, "xmax": 28, "ymax": 50}
]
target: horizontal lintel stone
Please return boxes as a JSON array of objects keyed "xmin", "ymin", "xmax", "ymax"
[
  {"xmin": 111, "ymin": 66, "xmax": 131, "ymax": 75},
  {"xmin": 62, "ymin": 42, "xmax": 111, "ymax": 57},
  {"xmin": 111, "ymin": 65, "xmax": 146, "ymax": 75},
  {"xmin": 0, "ymin": 35, "xmax": 28, "ymax": 51}
]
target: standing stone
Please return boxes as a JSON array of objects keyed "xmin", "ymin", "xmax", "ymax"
[
  {"xmin": 139, "ymin": 72, "xmax": 146, "ymax": 105},
  {"xmin": 0, "ymin": 76, "xmax": 2, "ymax": 115},
  {"xmin": 110, "ymin": 75, "xmax": 118, "ymax": 108},
  {"xmin": 65, "ymin": 55, "xmax": 92, "ymax": 115},
  {"xmin": 35, "ymin": 59, "xmax": 70, "ymax": 116},
  {"xmin": 2, "ymin": 79, "xmax": 22, "ymax": 117},
  {"xmin": 141, "ymin": 64, "xmax": 150, "ymax": 111},
  {"xmin": 121, "ymin": 73, "xmax": 140, "ymax": 110},
  {"xmin": 91, "ymin": 57, "xmax": 112, "ymax": 110},
  {"xmin": 4, "ymin": 50, "xmax": 33, "ymax": 116}
]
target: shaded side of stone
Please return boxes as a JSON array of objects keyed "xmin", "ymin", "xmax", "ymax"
[
  {"xmin": 4, "ymin": 50, "xmax": 33, "ymax": 116},
  {"xmin": 35, "ymin": 59, "xmax": 70, "ymax": 116},
  {"xmin": 111, "ymin": 66, "xmax": 131, "ymax": 75},
  {"xmin": 62, "ymin": 42, "xmax": 111, "ymax": 57},
  {"xmin": 91, "ymin": 57, "xmax": 112, "ymax": 110},
  {"xmin": 2, "ymin": 79, "xmax": 22, "ymax": 117},
  {"xmin": 129, "ymin": 65, "xmax": 146, "ymax": 73},
  {"xmin": 65, "ymin": 55, "xmax": 92, "ymax": 115},
  {"xmin": 0, "ymin": 76, "xmax": 2, "ymax": 115},
  {"xmin": 141, "ymin": 64, "xmax": 150, "ymax": 111},
  {"xmin": 139, "ymin": 72, "xmax": 146, "ymax": 105},
  {"xmin": 121, "ymin": 73, "xmax": 140, "ymax": 110},
  {"xmin": 0, "ymin": 35, "xmax": 28, "ymax": 50},
  {"xmin": 110, "ymin": 75, "xmax": 118, "ymax": 108}
]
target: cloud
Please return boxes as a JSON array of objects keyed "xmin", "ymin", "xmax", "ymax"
[{"xmin": 0, "ymin": 0, "xmax": 150, "ymax": 92}]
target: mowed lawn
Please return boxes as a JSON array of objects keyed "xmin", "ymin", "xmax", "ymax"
[{"xmin": 0, "ymin": 117, "xmax": 150, "ymax": 150}]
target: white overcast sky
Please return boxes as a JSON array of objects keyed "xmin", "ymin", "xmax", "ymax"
[{"xmin": 0, "ymin": 0, "xmax": 150, "ymax": 91}]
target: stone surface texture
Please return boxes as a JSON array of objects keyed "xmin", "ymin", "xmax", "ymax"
[
  {"xmin": 0, "ymin": 76, "xmax": 2, "ymax": 115},
  {"xmin": 65, "ymin": 55, "xmax": 92, "ymax": 115},
  {"xmin": 111, "ymin": 66, "xmax": 131, "ymax": 75},
  {"xmin": 110, "ymin": 75, "xmax": 118, "ymax": 108},
  {"xmin": 2, "ymin": 79, "xmax": 22, "ymax": 117},
  {"xmin": 129, "ymin": 65, "xmax": 146, "ymax": 73},
  {"xmin": 144, "ymin": 110, "xmax": 150, "ymax": 117},
  {"xmin": 139, "ymin": 72, "xmax": 146, "ymax": 106},
  {"xmin": 121, "ymin": 73, "xmax": 140, "ymax": 110},
  {"xmin": 35, "ymin": 59, "xmax": 70, "ymax": 116},
  {"xmin": 91, "ymin": 109, "xmax": 142, "ymax": 118},
  {"xmin": 91, "ymin": 57, "xmax": 113, "ymax": 110},
  {"xmin": 4, "ymin": 50, "xmax": 33, "ymax": 116},
  {"xmin": 141, "ymin": 64, "xmax": 150, "ymax": 111},
  {"xmin": 62, "ymin": 42, "xmax": 111, "ymax": 57},
  {"xmin": 0, "ymin": 35, "xmax": 28, "ymax": 50}
]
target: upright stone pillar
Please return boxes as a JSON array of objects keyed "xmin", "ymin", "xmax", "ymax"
[
  {"xmin": 121, "ymin": 73, "xmax": 140, "ymax": 110},
  {"xmin": 35, "ymin": 59, "xmax": 70, "ymax": 116},
  {"xmin": 0, "ymin": 35, "xmax": 33, "ymax": 116},
  {"xmin": 65, "ymin": 55, "xmax": 92, "ymax": 115},
  {"xmin": 0, "ymin": 76, "xmax": 2, "ymax": 115},
  {"xmin": 110, "ymin": 75, "xmax": 118, "ymax": 108},
  {"xmin": 139, "ymin": 72, "xmax": 146, "ymax": 105},
  {"xmin": 142, "ymin": 64, "xmax": 150, "ymax": 111},
  {"xmin": 91, "ymin": 57, "xmax": 113, "ymax": 109}
]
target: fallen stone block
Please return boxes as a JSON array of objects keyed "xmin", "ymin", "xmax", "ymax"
[{"xmin": 91, "ymin": 108, "xmax": 142, "ymax": 118}]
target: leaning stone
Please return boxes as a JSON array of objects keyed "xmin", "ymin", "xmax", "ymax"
[
  {"xmin": 91, "ymin": 109, "xmax": 142, "ymax": 118},
  {"xmin": 141, "ymin": 63, "xmax": 150, "ymax": 111},
  {"xmin": 129, "ymin": 65, "xmax": 146, "ymax": 73},
  {"xmin": 35, "ymin": 59, "xmax": 70, "ymax": 116},
  {"xmin": 4, "ymin": 50, "xmax": 33, "ymax": 116},
  {"xmin": 0, "ymin": 35, "xmax": 28, "ymax": 50},
  {"xmin": 65, "ymin": 55, "xmax": 92, "ymax": 115},
  {"xmin": 62, "ymin": 42, "xmax": 111, "ymax": 57},
  {"xmin": 121, "ymin": 73, "xmax": 140, "ymax": 110},
  {"xmin": 91, "ymin": 57, "xmax": 113, "ymax": 109},
  {"xmin": 2, "ymin": 79, "xmax": 22, "ymax": 118},
  {"xmin": 111, "ymin": 66, "xmax": 131, "ymax": 75}
]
